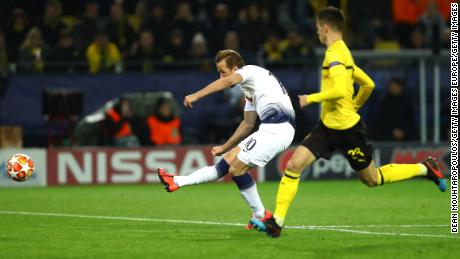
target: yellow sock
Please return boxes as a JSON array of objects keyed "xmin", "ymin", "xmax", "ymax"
[
  {"xmin": 377, "ymin": 163, "xmax": 426, "ymax": 185},
  {"xmin": 274, "ymin": 170, "xmax": 301, "ymax": 226}
]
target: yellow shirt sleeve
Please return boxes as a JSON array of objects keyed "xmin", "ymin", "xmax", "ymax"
[
  {"xmin": 353, "ymin": 65, "xmax": 375, "ymax": 110},
  {"xmin": 308, "ymin": 51, "xmax": 347, "ymax": 103}
]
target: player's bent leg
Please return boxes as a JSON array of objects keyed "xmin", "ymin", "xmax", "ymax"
[
  {"xmin": 225, "ymin": 147, "xmax": 271, "ymax": 228},
  {"xmin": 263, "ymin": 146, "xmax": 316, "ymax": 238},
  {"xmin": 225, "ymin": 147, "xmax": 252, "ymax": 176},
  {"xmin": 356, "ymin": 161, "xmax": 379, "ymax": 187},
  {"xmin": 286, "ymin": 145, "xmax": 317, "ymax": 173},
  {"xmin": 222, "ymin": 146, "xmax": 241, "ymax": 168},
  {"xmin": 357, "ymin": 160, "xmax": 424, "ymax": 187},
  {"xmin": 357, "ymin": 157, "xmax": 446, "ymax": 192}
]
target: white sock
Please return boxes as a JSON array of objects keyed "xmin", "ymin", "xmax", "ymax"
[
  {"xmin": 274, "ymin": 215, "xmax": 284, "ymax": 227},
  {"xmin": 174, "ymin": 166, "xmax": 219, "ymax": 187},
  {"xmin": 418, "ymin": 163, "xmax": 428, "ymax": 175},
  {"xmin": 239, "ymin": 184, "xmax": 265, "ymax": 218}
]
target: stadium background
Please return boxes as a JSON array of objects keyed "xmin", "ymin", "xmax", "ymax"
[{"xmin": 0, "ymin": 1, "xmax": 456, "ymax": 258}]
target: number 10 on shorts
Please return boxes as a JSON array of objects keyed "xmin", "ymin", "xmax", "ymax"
[{"xmin": 244, "ymin": 137, "xmax": 257, "ymax": 151}]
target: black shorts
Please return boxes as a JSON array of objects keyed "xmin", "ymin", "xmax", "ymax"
[{"xmin": 301, "ymin": 120, "xmax": 373, "ymax": 171}]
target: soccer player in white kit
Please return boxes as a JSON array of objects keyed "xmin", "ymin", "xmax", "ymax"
[{"xmin": 158, "ymin": 49, "xmax": 295, "ymax": 228}]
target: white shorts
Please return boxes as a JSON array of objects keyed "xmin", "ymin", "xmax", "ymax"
[{"xmin": 237, "ymin": 122, "xmax": 295, "ymax": 167}]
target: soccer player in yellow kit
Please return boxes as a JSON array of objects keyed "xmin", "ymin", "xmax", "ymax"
[{"xmin": 251, "ymin": 6, "xmax": 447, "ymax": 238}]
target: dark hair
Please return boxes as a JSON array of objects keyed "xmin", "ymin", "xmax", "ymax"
[
  {"xmin": 215, "ymin": 49, "xmax": 245, "ymax": 69},
  {"xmin": 155, "ymin": 97, "xmax": 169, "ymax": 110},
  {"xmin": 154, "ymin": 97, "xmax": 174, "ymax": 122},
  {"xmin": 317, "ymin": 6, "xmax": 345, "ymax": 32}
]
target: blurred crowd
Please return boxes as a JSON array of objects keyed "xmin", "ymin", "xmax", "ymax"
[{"xmin": 0, "ymin": 0, "xmax": 453, "ymax": 74}]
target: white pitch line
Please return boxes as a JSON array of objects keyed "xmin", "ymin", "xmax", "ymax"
[
  {"xmin": 0, "ymin": 211, "xmax": 457, "ymax": 239},
  {"xmin": 0, "ymin": 210, "xmax": 245, "ymax": 227}
]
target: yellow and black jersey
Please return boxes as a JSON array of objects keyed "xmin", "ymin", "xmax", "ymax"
[{"xmin": 308, "ymin": 40, "xmax": 375, "ymax": 130}]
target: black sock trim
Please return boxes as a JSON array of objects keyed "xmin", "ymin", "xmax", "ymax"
[
  {"xmin": 378, "ymin": 169, "xmax": 384, "ymax": 186},
  {"xmin": 232, "ymin": 173, "xmax": 255, "ymax": 190},
  {"xmin": 284, "ymin": 172, "xmax": 299, "ymax": 180}
]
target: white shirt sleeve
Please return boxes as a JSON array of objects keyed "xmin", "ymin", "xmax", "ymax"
[
  {"xmin": 244, "ymin": 98, "xmax": 256, "ymax": 112},
  {"xmin": 236, "ymin": 66, "xmax": 252, "ymax": 84}
]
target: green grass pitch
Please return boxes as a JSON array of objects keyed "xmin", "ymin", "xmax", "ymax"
[{"xmin": 0, "ymin": 180, "xmax": 458, "ymax": 258}]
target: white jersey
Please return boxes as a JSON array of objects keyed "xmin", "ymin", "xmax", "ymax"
[{"xmin": 235, "ymin": 65, "xmax": 295, "ymax": 124}]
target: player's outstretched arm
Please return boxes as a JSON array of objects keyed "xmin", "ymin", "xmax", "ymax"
[
  {"xmin": 184, "ymin": 73, "xmax": 243, "ymax": 108},
  {"xmin": 353, "ymin": 65, "xmax": 375, "ymax": 111},
  {"xmin": 211, "ymin": 111, "xmax": 257, "ymax": 156},
  {"xmin": 303, "ymin": 64, "xmax": 347, "ymax": 106}
]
